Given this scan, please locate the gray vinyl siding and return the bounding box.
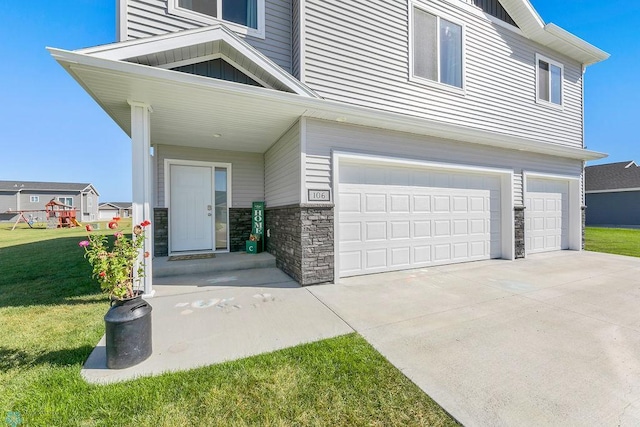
[302,0,584,148]
[0,192,18,213]
[156,145,264,208]
[585,192,640,226]
[124,0,293,72]
[303,118,582,206]
[265,122,301,206]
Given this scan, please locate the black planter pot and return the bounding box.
[104,293,152,369]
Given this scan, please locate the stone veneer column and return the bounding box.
[265,204,334,286]
[153,208,168,257]
[514,206,526,259]
[300,205,334,285]
[229,208,252,252]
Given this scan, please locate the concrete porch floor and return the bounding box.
[81,267,353,384]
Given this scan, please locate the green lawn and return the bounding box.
[585,227,640,258]
[0,222,457,426]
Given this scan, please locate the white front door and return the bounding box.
[525,178,569,254]
[170,165,214,252]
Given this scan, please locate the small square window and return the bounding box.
[30,196,39,203]
[536,54,563,106]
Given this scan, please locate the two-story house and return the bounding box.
[49,0,608,295]
[0,180,100,222]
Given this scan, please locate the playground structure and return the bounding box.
[45,199,80,229]
[5,200,82,230]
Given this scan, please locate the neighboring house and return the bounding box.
[585,161,640,227]
[0,181,100,222]
[49,0,608,294]
[99,202,133,220]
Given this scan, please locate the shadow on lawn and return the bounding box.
[0,345,96,371]
[0,236,106,308]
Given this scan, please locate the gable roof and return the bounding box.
[99,202,132,210]
[585,162,640,192]
[499,0,609,65]
[0,180,99,195]
[76,25,319,97]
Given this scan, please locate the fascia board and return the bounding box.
[543,23,610,65]
[49,47,607,162]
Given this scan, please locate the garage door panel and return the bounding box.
[414,221,432,238]
[390,194,410,212]
[339,222,362,242]
[390,221,410,239]
[391,247,411,267]
[433,196,451,212]
[366,194,386,212]
[365,222,387,241]
[338,165,503,277]
[340,193,361,212]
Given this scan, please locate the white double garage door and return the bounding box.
[337,160,573,278]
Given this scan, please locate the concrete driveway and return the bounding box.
[309,251,640,426]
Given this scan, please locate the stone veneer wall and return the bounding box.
[229,208,252,252]
[153,208,168,257]
[265,204,334,286]
[514,206,525,259]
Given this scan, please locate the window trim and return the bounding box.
[168,0,266,39]
[535,53,564,109]
[409,1,466,94]
[30,196,39,203]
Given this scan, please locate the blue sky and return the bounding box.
[0,1,638,201]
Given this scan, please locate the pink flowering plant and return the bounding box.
[79,218,151,299]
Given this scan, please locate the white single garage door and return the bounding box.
[525,178,569,254]
[338,162,502,277]
[99,209,118,220]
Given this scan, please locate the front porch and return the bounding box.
[81,266,352,384]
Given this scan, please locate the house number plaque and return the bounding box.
[308,189,331,202]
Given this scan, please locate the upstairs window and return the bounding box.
[58,197,73,207]
[536,54,563,106]
[412,6,464,89]
[30,196,39,203]
[171,0,264,37]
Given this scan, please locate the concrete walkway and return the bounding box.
[82,268,352,384]
[309,251,640,426]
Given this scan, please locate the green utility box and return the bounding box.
[245,201,265,254]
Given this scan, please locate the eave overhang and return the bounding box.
[48,47,607,161]
[499,0,609,65]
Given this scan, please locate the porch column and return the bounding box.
[129,100,154,297]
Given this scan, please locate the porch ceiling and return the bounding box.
[56,56,309,153]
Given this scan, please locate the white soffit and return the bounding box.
[77,25,319,98]
[499,0,609,65]
[48,48,607,161]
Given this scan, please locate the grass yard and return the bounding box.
[584,227,640,258]
[0,222,457,426]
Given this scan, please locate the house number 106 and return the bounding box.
[308,190,331,202]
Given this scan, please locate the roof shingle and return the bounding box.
[585,161,640,192]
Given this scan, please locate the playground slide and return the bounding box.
[71,218,81,227]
